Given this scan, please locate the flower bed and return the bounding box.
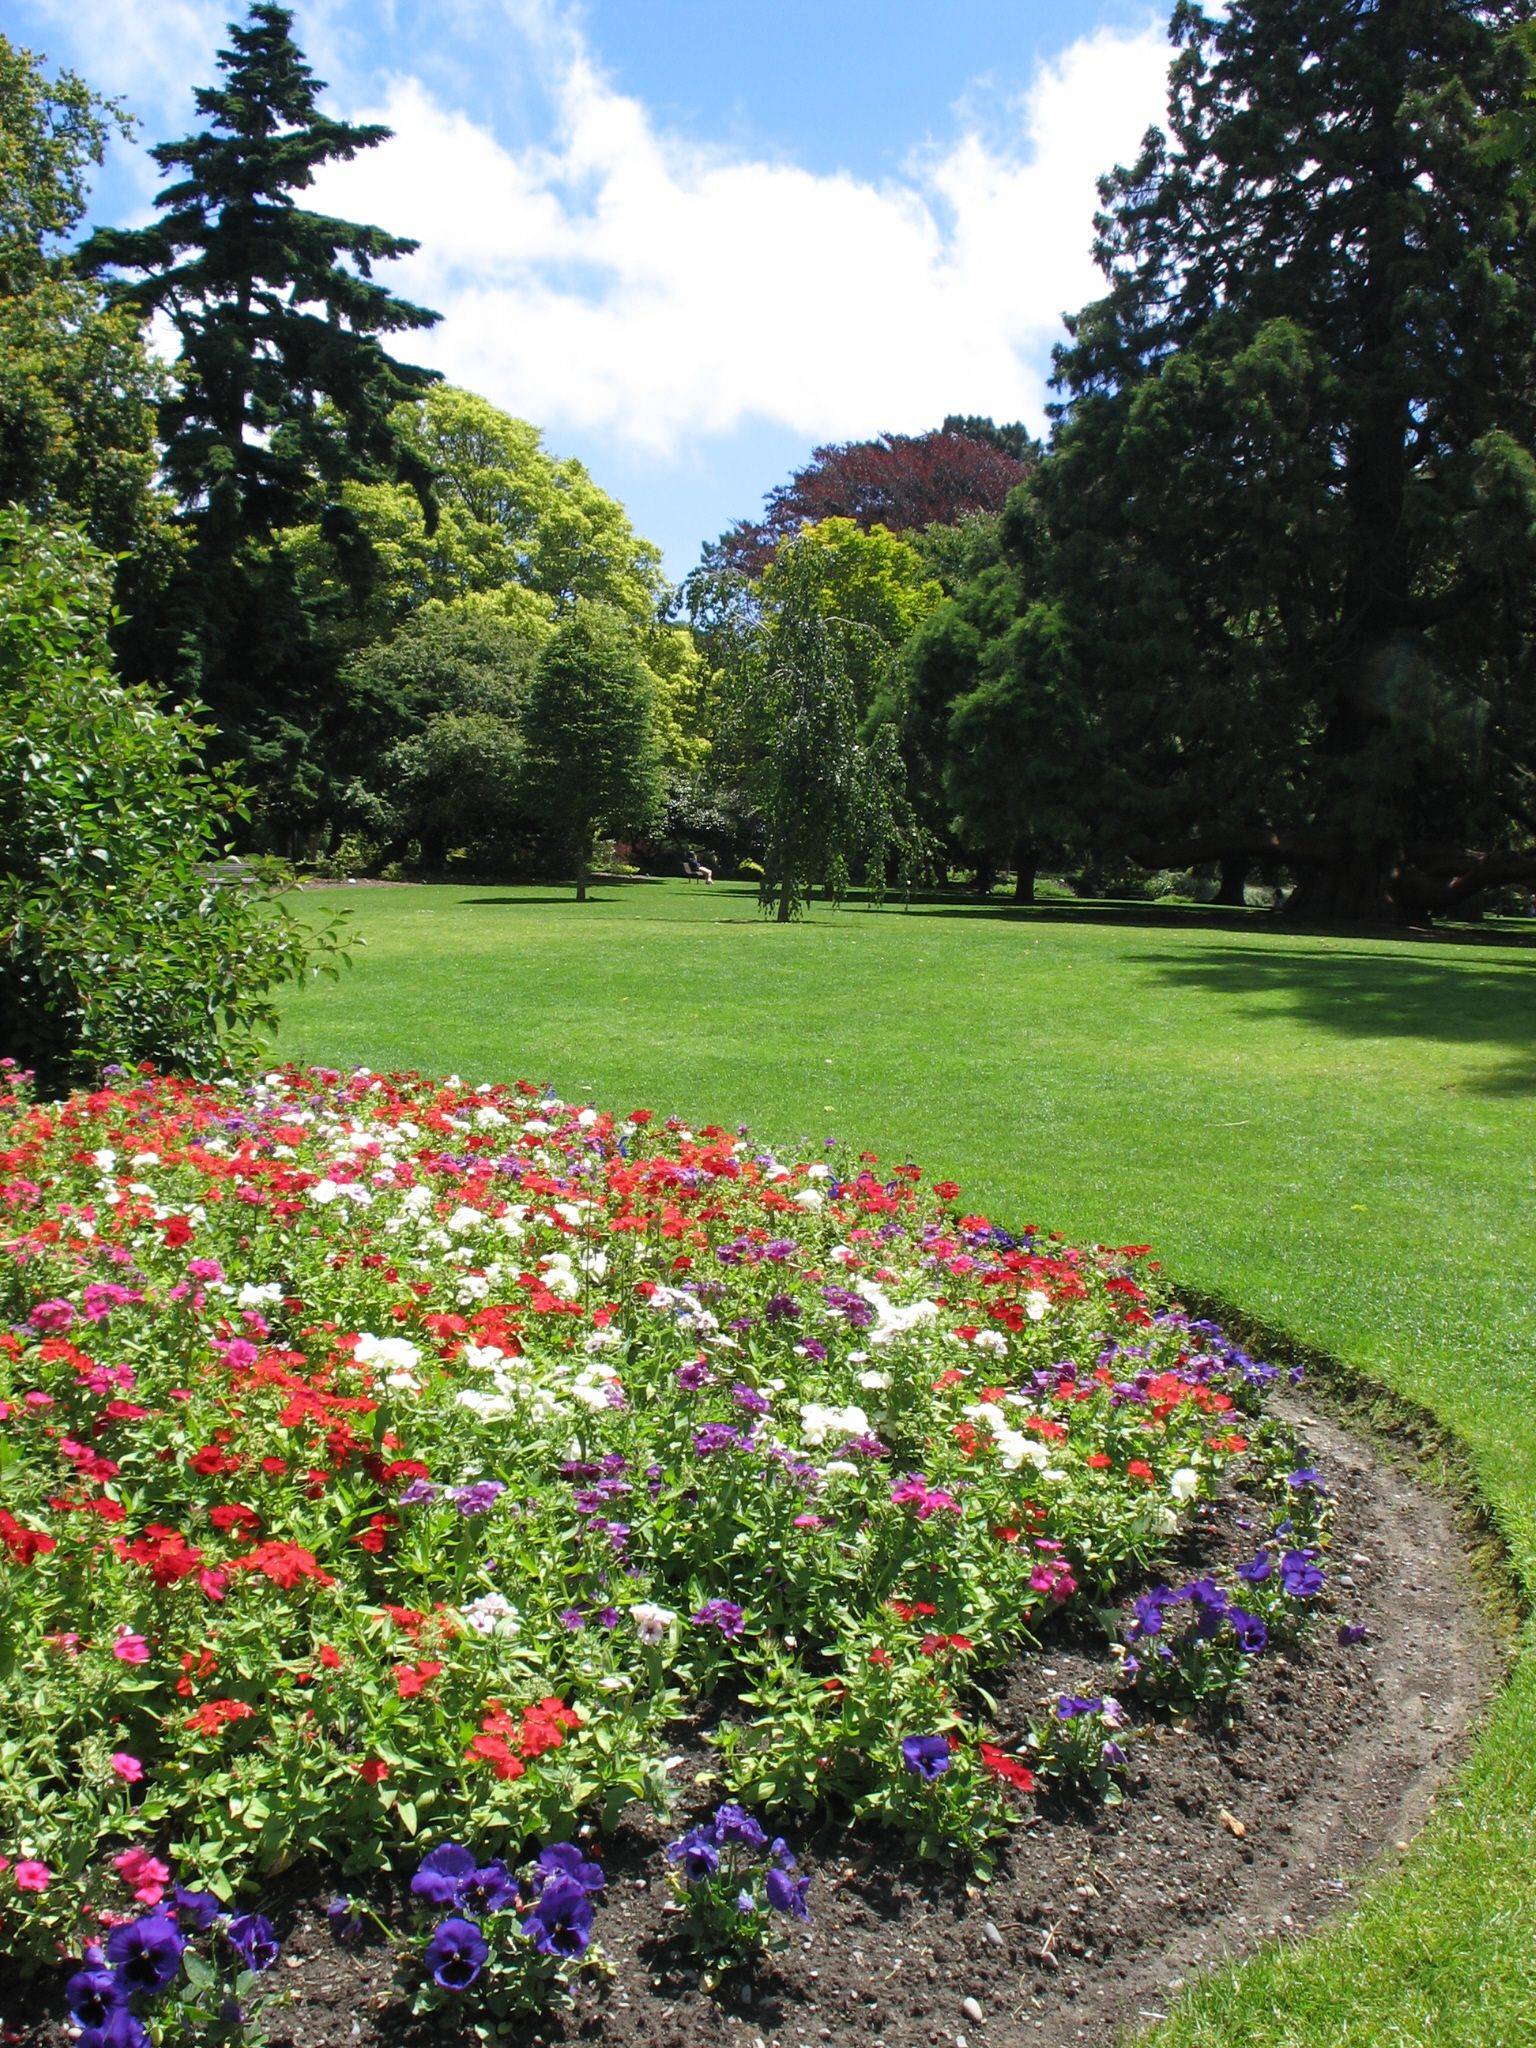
[0,1065,1334,2038]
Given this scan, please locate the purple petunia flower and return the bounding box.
[675,1361,713,1391]
[1236,1551,1272,1584]
[1130,1586,1176,1636]
[1056,1694,1105,1720]
[521,1876,594,1957]
[1287,1467,1328,1492]
[452,1480,506,1517]
[171,1885,222,1930]
[823,1285,876,1328]
[77,2013,148,2048]
[422,1915,488,1990]
[666,1827,721,1882]
[692,1598,746,1638]
[327,1896,365,1942]
[901,1734,952,1781]
[693,1423,746,1456]
[1280,1549,1326,1599]
[226,1912,280,1972]
[1228,1607,1269,1654]
[411,1843,476,1907]
[459,1862,519,1915]
[1337,1621,1367,1645]
[764,1292,801,1322]
[732,1383,771,1415]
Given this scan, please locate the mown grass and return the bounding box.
[277,878,1536,2046]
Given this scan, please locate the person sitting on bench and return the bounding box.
[682,850,713,884]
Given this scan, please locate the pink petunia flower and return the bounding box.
[113,1847,170,1904]
[14,1861,52,1892]
[112,1630,150,1664]
[111,1753,145,1782]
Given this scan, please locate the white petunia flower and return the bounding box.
[460,1590,520,1636]
[799,1401,870,1447]
[630,1602,677,1645]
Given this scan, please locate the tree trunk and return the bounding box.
[972,853,997,896]
[1215,858,1248,908]
[1012,840,1037,905]
[777,872,794,923]
[576,867,587,903]
[1282,848,1401,925]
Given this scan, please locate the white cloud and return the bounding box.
[308,11,1171,453]
[33,0,1171,457]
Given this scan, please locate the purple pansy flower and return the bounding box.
[423,1915,488,1990]
[901,1734,952,1781]
[521,1876,595,1957]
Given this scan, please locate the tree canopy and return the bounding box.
[706,425,1035,578]
[519,608,667,900]
[78,1,441,823]
[1038,0,1536,919]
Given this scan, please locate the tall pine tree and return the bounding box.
[82,2,440,841]
[1047,0,1536,921]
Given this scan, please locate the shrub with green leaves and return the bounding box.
[0,507,348,1091]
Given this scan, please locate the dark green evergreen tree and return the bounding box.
[81,2,440,842]
[1046,0,1536,921]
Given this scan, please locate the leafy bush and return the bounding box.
[0,508,349,1091]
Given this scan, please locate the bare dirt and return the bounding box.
[2,1402,1502,2048]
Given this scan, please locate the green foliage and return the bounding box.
[0,507,348,1091]
[77,2,441,819]
[732,535,928,921]
[1039,0,1536,918]
[0,33,169,610]
[758,516,943,714]
[290,385,708,777]
[0,31,129,294]
[519,607,666,897]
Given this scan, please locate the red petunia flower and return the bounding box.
[980,1742,1037,1793]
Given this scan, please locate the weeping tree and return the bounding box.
[740,540,923,922]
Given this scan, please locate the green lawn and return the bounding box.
[277,879,1536,2047]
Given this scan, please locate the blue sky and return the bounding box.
[10,0,1176,577]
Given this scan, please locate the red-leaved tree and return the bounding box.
[715,426,1034,576]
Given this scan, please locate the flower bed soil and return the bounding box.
[2,1400,1495,2048]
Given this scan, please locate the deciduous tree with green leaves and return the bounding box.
[519,608,666,901]
[738,539,922,922]
[0,35,168,583]
[286,385,709,776]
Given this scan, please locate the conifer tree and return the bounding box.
[82,2,440,832]
[1046,0,1536,920]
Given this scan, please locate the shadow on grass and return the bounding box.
[1143,942,1536,1095]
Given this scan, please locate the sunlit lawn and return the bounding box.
[278,878,1536,2047]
